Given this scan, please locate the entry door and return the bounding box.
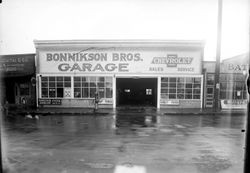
[205,87,214,108]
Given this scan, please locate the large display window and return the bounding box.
[220,74,247,100]
[73,76,112,99]
[41,76,71,98]
[161,77,201,100]
[41,76,113,99]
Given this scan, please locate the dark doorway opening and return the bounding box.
[116,78,157,107]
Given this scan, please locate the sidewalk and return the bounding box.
[6,106,247,116]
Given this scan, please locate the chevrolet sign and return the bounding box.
[152,54,193,67]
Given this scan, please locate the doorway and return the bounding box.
[116,78,157,107]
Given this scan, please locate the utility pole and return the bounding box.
[214,0,223,112]
[243,4,250,172]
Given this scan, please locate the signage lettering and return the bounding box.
[152,54,193,67]
[228,64,248,71]
[58,63,129,72]
[38,99,62,105]
[46,53,108,62]
[112,53,141,61]
[41,51,200,74]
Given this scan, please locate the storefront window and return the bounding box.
[20,83,30,96]
[220,73,247,100]
[74,76,113,99]
[207,74,215,85]
[161,77,201,100]
[41,76,71,98]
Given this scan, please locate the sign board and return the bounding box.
[38,50,202,75]
[0,54,35,77]
[221,99,247,109]
[38,99,62,105]
[98,98,113,105]
[160,99,180,105]
[64,88,71,98]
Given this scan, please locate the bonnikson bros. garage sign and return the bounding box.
[38,49,202,74]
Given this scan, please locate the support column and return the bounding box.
[157,76,161,109]
[113,75,116,108]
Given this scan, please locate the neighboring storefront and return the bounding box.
[220,53,248,109]
[203,61,216,108]
[203,53,249,109]
[0,54,36,107]
[34,40,205,109]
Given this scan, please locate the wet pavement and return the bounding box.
[1,109,247,173]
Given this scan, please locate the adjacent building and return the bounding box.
[0,54,36,108]
[203,53,249,109]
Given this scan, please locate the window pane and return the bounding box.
[106,77,112,82]
[169,88,176,93]
[57,77,63,81]
[74,82,81,87]
[161,83,168,87]
[98,82,104,87]
[186,83,192,88]
[82,88,89,98]
[89,77,96,82]
[98,88,105,98]
[57,88,63,98]
[193,89,201,94]
[161,93,169,99]
[186,78,192,83]
[90,88,96,98]
[161,89,168,93]
[49,88,56,97]
[98,77,105,82]
[177,93,184,99]
[193,95,200,99]
[74,77,81,81]
[90,82,96,87]
[41,82,48,87]
[49,82,55,87]
[177,83,185,89]
[169,94,176,99]
[161,78,168,82]
[82,77,88,82]
[194,78,201,83]
[169,83,176,88]
[169,78,176,82]
[57,82,63,87]
[106,88,112,98]
[41,77,48,82]
[193,84,201,89]
[177,78,185,83]
[49,77,55,81]
[106,82,112,88]
[65,82,71,87]
[74,88,81,98]
[185,94,192,99]
[186,89,192,94]
[64,77,71,81]
[42,88,48,98]
[82,83,89,87]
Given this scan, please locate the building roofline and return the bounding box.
[0,53,35,56]
[33,39,205,48]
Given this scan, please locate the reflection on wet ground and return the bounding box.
[2,110,246,173]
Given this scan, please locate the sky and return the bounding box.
[0,0,249,61]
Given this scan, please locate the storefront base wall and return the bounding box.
[160,100,201,108]
[38,99,113,108]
